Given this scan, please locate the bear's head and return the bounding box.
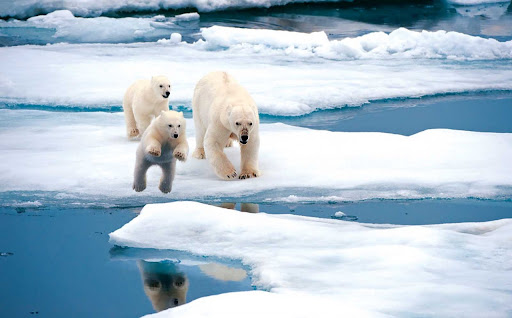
[228,105,258,145]
[156,110,186,139]
[151,75,172,100]
[138,260,189,312]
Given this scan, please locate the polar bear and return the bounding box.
[192,71,260,180]
[123,75,172,138]
[133,110,188,193]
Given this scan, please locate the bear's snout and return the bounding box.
[173,133,179,138]
[163,91,170,98]
[240,135,249,144]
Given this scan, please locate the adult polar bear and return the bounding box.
[123,75,171,138]
[192,71,260,180]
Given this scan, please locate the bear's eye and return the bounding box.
[249,122,253,126]
[159,85,163,88]
[168,124,173,127]
[168,85,171,87]
[236,122,240,126]
[178,124,181,127]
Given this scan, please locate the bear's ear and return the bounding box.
[160,110,166,116]
[178,111,183,117]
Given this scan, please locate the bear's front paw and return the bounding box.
[192,148,205,159]
[239,169,260,180]
[128,128,140,138]
[133,182,146,192]
[218,167,238,180]
[173,150,187,162]
[146,146,161,157]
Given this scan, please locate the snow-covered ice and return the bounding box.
[1,110,511,205]
[0,10,199,44]
[109,201,512,317]
[1,27,511,116]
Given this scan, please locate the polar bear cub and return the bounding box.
[192,71,260,180]
[123,75,172,138]
[133,110,188,193]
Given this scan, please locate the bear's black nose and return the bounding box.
[164,91,170,97]
[173,134,179,138]
[240,135,248,144]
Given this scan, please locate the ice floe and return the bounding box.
[109,201,512,317]
[0,10,200,44]
[1,110,511,205]
[1,26,511,116]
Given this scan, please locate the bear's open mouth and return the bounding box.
[162,95,169,98]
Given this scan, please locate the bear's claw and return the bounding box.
[128,128,140,137]
[227,171,238,179]
[147,147,161,157]
[239,170,260,179]
[174,151,187,161]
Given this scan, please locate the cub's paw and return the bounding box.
[225,139,233,148]
[128,128,140,138]
[173,150,187,162]
[133,182,146,192]
[159,183,172,194]
[192,148,205,159]
[146,146,161,157]
[239,169,260,180]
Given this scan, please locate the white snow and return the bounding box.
[0,26,511,116]
[174,12,200,22]
[334,211,346,217]
[1,109,511,204]
[200,26,512,60]
[109,201,512,317]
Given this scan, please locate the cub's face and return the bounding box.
[159,110,186,139]
[138,260,189,312]
[151,76,172,99]
[229,106,258,145]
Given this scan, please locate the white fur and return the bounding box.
[192,71,260,180]
[122,75,172,138]
[133,110,188,193]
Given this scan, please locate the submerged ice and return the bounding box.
[109,201,512,317]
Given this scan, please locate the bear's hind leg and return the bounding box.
[133,159,151,192]
[192,114,206,159]
[123,102,139,138]
[158,160,176,193]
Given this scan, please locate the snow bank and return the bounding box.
[201,26,512,60]
[1,110,511,205]
[109,201,512,317]
[1,27,512,116]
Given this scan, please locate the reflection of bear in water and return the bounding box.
[137,260,189,312]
